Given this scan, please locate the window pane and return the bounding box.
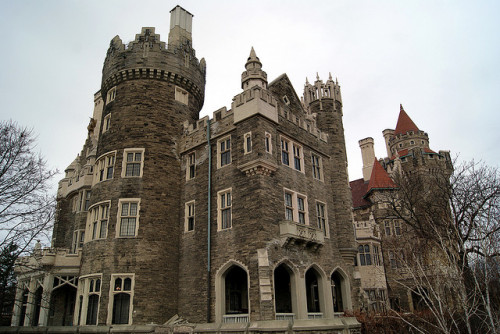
[285,193,292,207]
[114,278,122,291]
[100,220,107,238]
[129,203,137,216]
[123,278,132,291]
[298,198,304,211]
[112,293,130,324]
[134,153,141,161]
[121,203,129,216]
[95,279,101,292]
[127,153,134,162]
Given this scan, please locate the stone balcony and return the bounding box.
[279,220,324,248]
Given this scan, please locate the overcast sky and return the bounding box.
[1,0,499,192]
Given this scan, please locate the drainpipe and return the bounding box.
[206,118,212,323]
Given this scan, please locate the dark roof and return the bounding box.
[350,178,370,208]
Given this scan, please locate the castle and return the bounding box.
[350,106,452,312]
[11,6,361,333]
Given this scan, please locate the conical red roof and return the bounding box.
[394,104,419,135]
[367,158,397,192]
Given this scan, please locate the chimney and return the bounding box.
[168,5,193,47]
[359,137,375,182]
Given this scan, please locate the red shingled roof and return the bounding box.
[424,148,436,154]
[394,104,419,136]
[350,178,370,208]
[367,159,397,192]
[390,149,409,160]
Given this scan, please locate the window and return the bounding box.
[384,221,392,236]
[283,189,309,225]
[94,152,116,183]
[217,189,232,230]
[103,114,111,133]
[71,230,85,253]
[109,275,134,325]
[175,86,189,105]
[185,201,195,232]
[186,152,195,180]
[389,251,397,269]
[281,137,303,172]
[88,202,110,241]
[373,245,381,266]
[265,132,272,154]
[394,221,401,235]
[122,149,145,177]
[84,190,91,211]
[358,244,372,266]
[283,95,290,105]
[106,87,116,104]
[311,154,322,180]
[84,276,101,325]
[281,139,289,166]
[293,145,302,171]
[218,136,231,168]
[244,132,252,154]
[117,199,140,237]
[316,202,327,235]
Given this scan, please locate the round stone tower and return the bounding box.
[78,6,206,325]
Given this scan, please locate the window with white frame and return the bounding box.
[84,190,91,211]
[94,152,116,183]
[186,152,195,180]
[265,132,272,154]
[71,230,85,253]
[175,86,189,105]
[244,132,252,154]
[283,189,309,225]
[106,87,116,104]
[109,275,134,325]
[103,114,111,133]
[394,221,402,235]
[185,201,195,232]
[311,153,322,180]
[84,276,101,325]
[88,202,110,241]
[122,149,145,177]
[384,221,392,236]
[316,202,328,235]
[117,199,140,237]
[281,137,303,172]
[358,244,372,266]
[218,136,231,168]
[217,189,232,230]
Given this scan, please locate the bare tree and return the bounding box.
[0,120,56,255]
[382,160,500,334]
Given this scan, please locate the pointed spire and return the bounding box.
[336,77,338,85]
[394,105,420,135]
[329,72,333,80]
[305,77,310,85]
[241,46,267,90]
[248,46,258,61]
[367,158,397,193]
[316,72,320,81]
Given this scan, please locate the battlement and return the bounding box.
[303,73,342,109]
[101,9,206,108]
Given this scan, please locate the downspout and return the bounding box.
[206,118,212,323]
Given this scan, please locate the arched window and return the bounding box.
[18,288,29,326]
[331,272,344,312]
[225,266,248,315]
[305,268,321,314]
[274,264,293,315]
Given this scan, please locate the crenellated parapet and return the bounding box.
[303,73,342,113]
[102,22,206,108]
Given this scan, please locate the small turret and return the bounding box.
[359,137,375,181]
[241,47,268,90]
[303,73,342,113]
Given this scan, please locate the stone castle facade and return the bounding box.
[350,106,453,312]
[11,6,361,333]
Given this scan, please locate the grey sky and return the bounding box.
[0,0,499,191]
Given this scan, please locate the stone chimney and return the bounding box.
[359,137,375,181]
[168,5,193,47]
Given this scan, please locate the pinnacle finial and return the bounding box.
[336,77,338,84]
[329,72,333,80]
[316,72,320,81]
[249,47,258,60]
[306,77,309,85]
